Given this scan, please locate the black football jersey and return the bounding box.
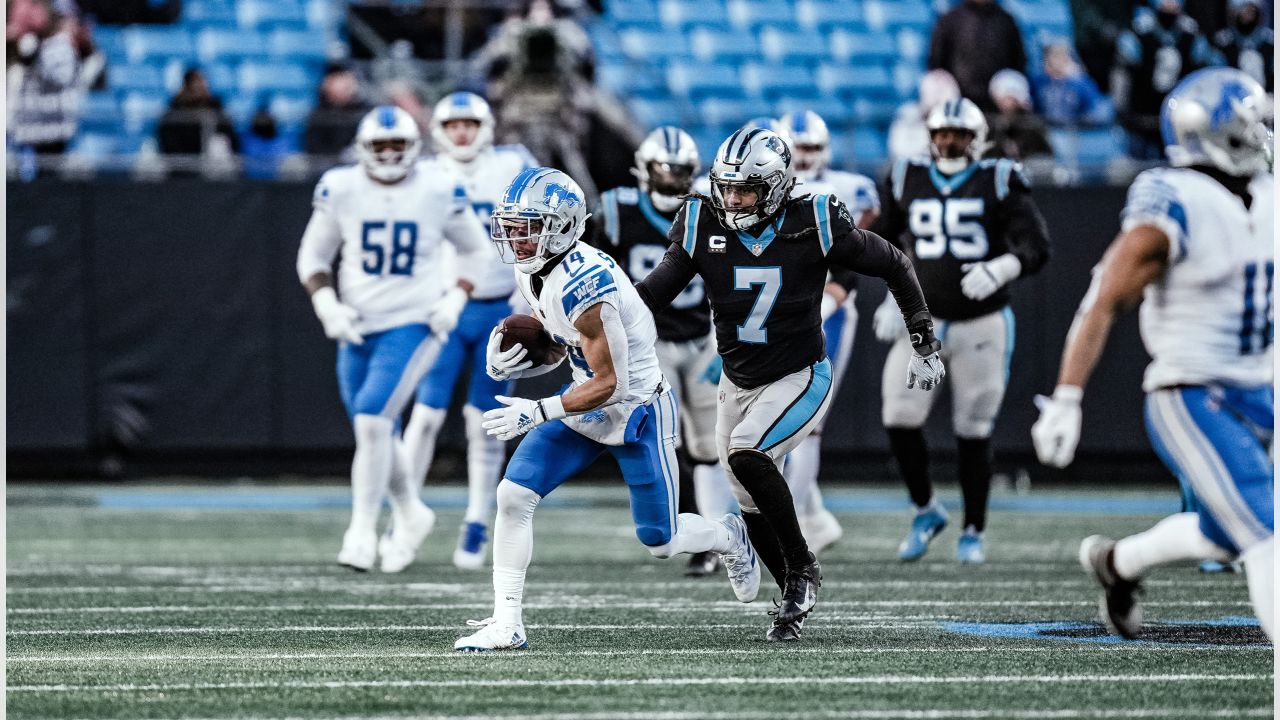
[637,193,932,389]
[590,186,711,342]
[871,158,1050,321]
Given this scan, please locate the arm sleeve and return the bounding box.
[634,202,700,312]
[867,173,907,251]
[296,176,344,283]
[596,302,632,407]
[998,162,1051,276]
[443,200,490,287]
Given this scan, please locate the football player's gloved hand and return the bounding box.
[820,292,839,321]
[906,351,946,390]
[698,353,723,384]
[310,286,364,345]
[873,295,906,343]
[428,287,469,338]
[485,329,533,381]
[960,253,1021,302]
[1031,385,1083,468]
[482,395,567,441]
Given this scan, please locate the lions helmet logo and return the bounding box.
[542,183,582,211]
[764,135,792,166]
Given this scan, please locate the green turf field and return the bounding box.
[6,482,1273,719]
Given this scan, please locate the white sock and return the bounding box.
[350,414,394,535]
[646,512,734,558]
[464,404,504,525]
[783,434,822,518]
[492,480,540,627]
[1112,512,1233,580]
[693,463,736,517]
[385,439,429,530]
[403,403,446,498]
[1241,537,1274,641]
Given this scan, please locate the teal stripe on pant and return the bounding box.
[759,359,833,452]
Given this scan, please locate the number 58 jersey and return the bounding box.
[872,157,1051,320]
[300,162,487,335]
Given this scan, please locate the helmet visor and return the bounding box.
[491,214,553,265]
[645,160,695,197]
[366,138,410,166]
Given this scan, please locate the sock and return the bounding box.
[463,405,504,525]
[783,434,821,518]
[956,436,992,532]
[403,403,446,498]
[350,414,395,535]
[1112,512,1234,580]
[742,510,787,590]
[1241,538,1274,641]
[676,448,698,515]
[694,463,735,517]
[646,513,734,558]
[385,438,424,529]
[728,450,812,571]
[492,480,540,627]
[887,426,932,508]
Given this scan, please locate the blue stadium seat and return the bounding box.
[852,97,899,124]
[746,64,818,99]
[1050,127,1120,165]
[691,28,761,62]
[239,62,314,95]
[699,97,756,129]
[773,96,852,127]
[728,0,796,31]
[605,0,660,26]
[597,64,668,99]
[759,28,827,64]
[269,93,315,132]
[68,132,121,160]
[893,62,924,98]
[122,92,168,135]
[123,27,195,64]
[109,64,166,94]
[619,28,691,64]
[895,27,928,62]
[203,63,238,97]
[829,30,896,64]
[225,95,259,129]
[80,92,123,134]
[867,0,933,31]
[691,126,727,159]
[851,127,888,163]
[93,25,127,61]
[796,0,865,32]
[196,28,269,64]
[184,0,237,27]
[660,0,730,29]
[817,63,893,99]
[668,62,742,100]
[238,0,308,29]
[305,0,344,31]
[267,29,329,62]
[628,98,682,129]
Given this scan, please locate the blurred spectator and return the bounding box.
[241,107,289,180]
[888,69,961,161]
[1211,0,1273,90]
[927,0,1027,112]
[1112,0,1219,159]
[1032,39,1111,126]
[156,68,240,160]
[303,63,369,161]
[7,0,101,155]
[384,79,429,134]
[986,69,1054,162]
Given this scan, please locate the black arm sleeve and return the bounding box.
[868,175,908,252]
[829,268,859,293]
[635,202,699,313]
[1002,171,1051,276]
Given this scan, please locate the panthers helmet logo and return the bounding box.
[764,135,792,166]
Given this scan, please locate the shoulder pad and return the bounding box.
[313,166,352,209]
[560,262,619,318]
[615,187,639,205]
[890,158,915,202]
[993,158,1028,200]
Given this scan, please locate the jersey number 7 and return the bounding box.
[734,266,781,344]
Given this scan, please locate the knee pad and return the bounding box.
[495,480,540,522]
[727,449,776,494]
[636,524,673,550]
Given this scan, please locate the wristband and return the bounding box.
[537,395,568,422]
[1052,385,1083,403]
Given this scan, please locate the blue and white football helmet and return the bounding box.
[492,167,590,274]
[1161,67,1272,177]
[355,105,422,183]
[431,91,495,163]
[778,110,831,181]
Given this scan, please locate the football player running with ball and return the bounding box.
[636,128,944,641]
[295,106,489,572]
[1033,68,1274,641]
[454,168,760,652]
[869,97,1050,565]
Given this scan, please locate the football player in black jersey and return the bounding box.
[592,126,735,578]
[869,97,1051,565]
[636,127,945,641]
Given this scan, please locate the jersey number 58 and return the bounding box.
[361,221,418,276]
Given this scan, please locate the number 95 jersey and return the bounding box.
[873,157,1050,321]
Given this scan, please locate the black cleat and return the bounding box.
[685,550,723,577]
[766,615,805,642]
[774,557,821,625]
[1079,535,1143,639]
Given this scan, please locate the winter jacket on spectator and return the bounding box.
[1211,0,1273,90]
[8,28,84,150]
[1032,41,1110,126]
[156,68,240,156]
[927,0,1027,112]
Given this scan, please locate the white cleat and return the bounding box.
[337,527,377,572]
[454,617,529,652]
[377,503,436,574]
[720,513,761,603]
[801,509,843,555]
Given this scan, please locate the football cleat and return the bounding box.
[897,503,949,562]
[1079,535,1144,639]
[766,614,806,642]
[685,550,723,577]
[774,557,821,625]
[956,527,986,564]
[454,617,529,652]
[452,521,489,570]
[800,509,843,555]
[378,503,436,574]
[720,514,761,603]
[337,527,377,572]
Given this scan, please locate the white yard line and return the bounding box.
[8,674,1270,693]
[8,622,964,636]
[74,711,1267,720]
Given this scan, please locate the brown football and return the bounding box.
[498,314,565,366]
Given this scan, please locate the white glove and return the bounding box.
[427,287,468,337]
[873,295,905,343]
[482,394,567,441]
[310,287,363,345]
[820,292,839,321]
[485,328,534,381]
[1032,385,1084,468]
[906,351,946,390]
[960,253,1022,302]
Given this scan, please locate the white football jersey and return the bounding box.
[1121,167,1274,391]
[431,144,536,300]
[300,161,487,335]
[515,242,665,445]
[795,169,880,223]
